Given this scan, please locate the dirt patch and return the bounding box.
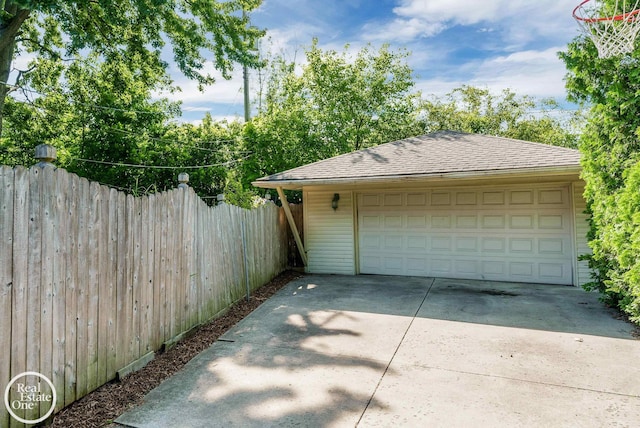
[477,289,520,297]
[49,270,303,428]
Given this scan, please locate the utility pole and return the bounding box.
[243,10,250,122]
[243,62,250,122]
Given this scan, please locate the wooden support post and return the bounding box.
[276,187,307,266]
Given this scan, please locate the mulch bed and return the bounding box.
[49,270,303,428]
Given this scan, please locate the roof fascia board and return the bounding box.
[252,166,582,190]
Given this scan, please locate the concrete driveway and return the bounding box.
[116,275,640,428]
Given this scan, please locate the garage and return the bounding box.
[357,186,574,284]
[252,131,592,287]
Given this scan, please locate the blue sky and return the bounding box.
[165,0,584,123]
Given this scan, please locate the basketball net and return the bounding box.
[573,0,640,58]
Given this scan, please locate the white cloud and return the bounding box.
[182,106,212,112]
[394,0,511,25]
[470,47,568,98]
[416,47,568,100]
[364,0,577,47]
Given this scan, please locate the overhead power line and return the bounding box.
[71,154,250,170]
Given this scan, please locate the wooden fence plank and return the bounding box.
[175,190,185,336]
[196,198,207,323]
[131,196,142,360]
[51,168,67,412]
[9,167,28,427]
[24,166,43,422]
[106,188,118,380]
[96,184,111,387]
[0,167,14,427]
[125,194,135,365]
[86,181,101,393]
[152,192,165,349]
[183,190,196,329]
[165,192,175,342]
[75,177,91,400]
[140,194,153,356]
[38,166,55,420]
[203,205,215,320]
[63,172,79,407]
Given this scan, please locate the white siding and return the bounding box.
[303,190,355,274]
[572,182,592,287]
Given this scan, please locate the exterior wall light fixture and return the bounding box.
[332,193,340,210]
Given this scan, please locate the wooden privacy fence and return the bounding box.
[0,161,288,426]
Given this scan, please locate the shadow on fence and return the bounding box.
[0,148,291,426]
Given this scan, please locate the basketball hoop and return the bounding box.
[573,0,640,58]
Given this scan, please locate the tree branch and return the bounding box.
[0,8,30,52]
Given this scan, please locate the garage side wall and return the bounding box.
[572,182,592,287]
[303,190,356,274]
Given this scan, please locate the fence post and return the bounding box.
[241,214,250,302]
[34,144,57,167]
[216,194,225,205]
[177,172,189,189]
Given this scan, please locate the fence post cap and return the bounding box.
[178,172,189,189]
[34,144,57,167]
[216,194,225,204]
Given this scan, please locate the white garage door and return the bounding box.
[358,186,574,285]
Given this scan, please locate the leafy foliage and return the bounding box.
[421,85,580,148]
[0,52,241,201]
[559,32,640,322]
[0,0,265,133]
[240,40,423,188]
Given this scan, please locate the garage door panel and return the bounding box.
[510,215,534,229]
[407,215,427,228]
[431,258,452,275]
[456,215,477,228]
[431,192,451,206]
[455,237,478,252]
[539,189,565,204]
[384,193,403,206]
[456,192,477,205]
[430,236,452,251]
[482,215,506,228]
[431,216,451,228]
[539,263,566,280]
[362,215,380,228]
[509,238,534,254]
[361,235,380,250]
[407,193,427,206]
[539,238,564,255]
[481,261,506,276]
[510,190,534,205]
[539,214,564,229]
[407,236,427,250]
[482,238,506,253]
[384,235,403,250]
[509,262,535,278]
[455,260,479,275]
[482,191,505,205]
[358,187,574,285]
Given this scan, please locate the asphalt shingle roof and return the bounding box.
[254,131,581,185]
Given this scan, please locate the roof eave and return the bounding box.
[252,165,583,190]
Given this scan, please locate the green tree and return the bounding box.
[241,39,423,187]
[0,52,240,200]
[0,0,264,134]
[559,14,640,321]
[421,85,580,148]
